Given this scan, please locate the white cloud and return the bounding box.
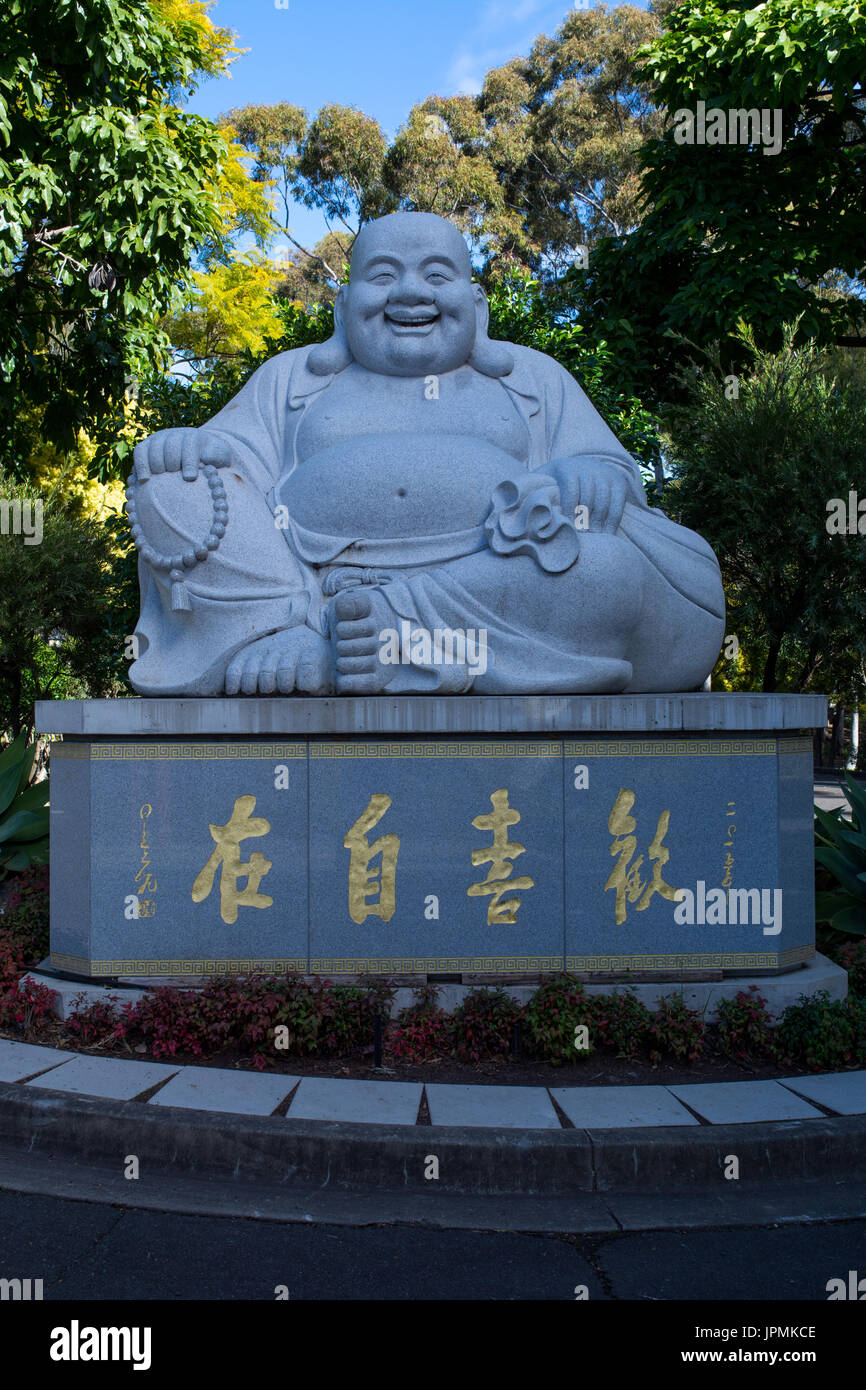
[443,0,574,97]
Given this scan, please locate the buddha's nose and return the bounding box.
[391,275,433,304]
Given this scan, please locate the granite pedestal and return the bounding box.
[36,694,826,981]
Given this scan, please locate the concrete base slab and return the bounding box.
[148,1066,299,1116]
[551,1084,699,1129]
[24,1054,177,1101]
[668,1079,824,1124]
[286,1077,423,1125]
[778,1071,866,1116]
[20,974,144,1021]
[24,952,848,1023]
[0,1039,74,1082]
[426,1083,561,1129]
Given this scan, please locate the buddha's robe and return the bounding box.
[130,341,724,695]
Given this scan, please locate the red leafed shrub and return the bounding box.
[523,974,595,1064]
[448,986,522,1063]
[714,986,774,1061]
[389,985,450,1064]
[0,976,58,1031]
[66,993,129,1049]
[0,939,24,986]
[125,986,209,1059]
[0,866,50,966]
[593,989,653,1059]
[647,992,705,1064]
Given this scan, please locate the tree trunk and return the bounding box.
[762,636,783,692]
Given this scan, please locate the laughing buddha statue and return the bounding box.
[125,211,724,697]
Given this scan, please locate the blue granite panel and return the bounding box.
[87,744,308,972]
[48,750,92,969]
[777,740,817,953]
[562,738,796,970]
[308,741,564,972]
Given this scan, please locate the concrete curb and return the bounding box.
[2,1079,866,1197]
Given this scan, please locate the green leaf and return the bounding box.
[0,808,49,844]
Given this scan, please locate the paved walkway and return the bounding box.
[1,1038,863,1128]
[814,772,853,814]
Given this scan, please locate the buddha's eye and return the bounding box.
[370,271,395,283]
[427,272,449,283]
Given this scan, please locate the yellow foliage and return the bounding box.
[28,399,154,524]
[211,137,276,249]
[169,255,286,362]
[148,0,243,79]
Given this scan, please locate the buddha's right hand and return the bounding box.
[133,428,241,482]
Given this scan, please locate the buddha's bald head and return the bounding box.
[351,212,473,282]
[307,211,513,379]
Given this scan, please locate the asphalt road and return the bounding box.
[1,1188,863,1301]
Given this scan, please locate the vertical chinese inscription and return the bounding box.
[134,803,157,917]
[605,788,678,925]
[722,800,736,887]
[344,793,400,923]
[191,794,273,925]
[467,788,535,925]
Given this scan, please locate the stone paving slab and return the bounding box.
[778,1071,866,1116]
[426,1084,561,1129]
[147,1066,298,1116]
[668,1080,824,1124]
[0,1039,75,1083]
[24,1055,177,1101]
[286,1077,423,1125]
[551,1084,699,1129]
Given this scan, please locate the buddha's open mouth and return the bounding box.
[384,309,439,331]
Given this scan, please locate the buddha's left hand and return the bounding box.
[549,457,629,534]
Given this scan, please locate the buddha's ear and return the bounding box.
[307,286,354,376]
[469,282,514,379]
[473,282,489,335]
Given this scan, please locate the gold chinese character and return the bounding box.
[191,794,273,925]
[605,788,678,925]
[467,788,534,925]
[344,793,400,924]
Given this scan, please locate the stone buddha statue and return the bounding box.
[126,211,724,696]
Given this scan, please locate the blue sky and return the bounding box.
[189,0,643,251]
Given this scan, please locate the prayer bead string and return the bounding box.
[125,465,228,612]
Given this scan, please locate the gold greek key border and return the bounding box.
[565,739,777,757]
[565,946,814,970]
[311,741,561,759]
[50,745,90,760]
[309,956,564,973]
[89,744,305,761]
[778,738,814,754]
[51,954,306,976]
[52,947,814,976]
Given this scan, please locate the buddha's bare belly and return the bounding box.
[281,433,527,538]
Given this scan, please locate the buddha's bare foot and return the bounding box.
[331,588,399,695]
[225,625,333,695]
[331,588,473,694]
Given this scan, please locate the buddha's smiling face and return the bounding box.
[340,213,482,377]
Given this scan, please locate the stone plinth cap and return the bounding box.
[35,693,828,737]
